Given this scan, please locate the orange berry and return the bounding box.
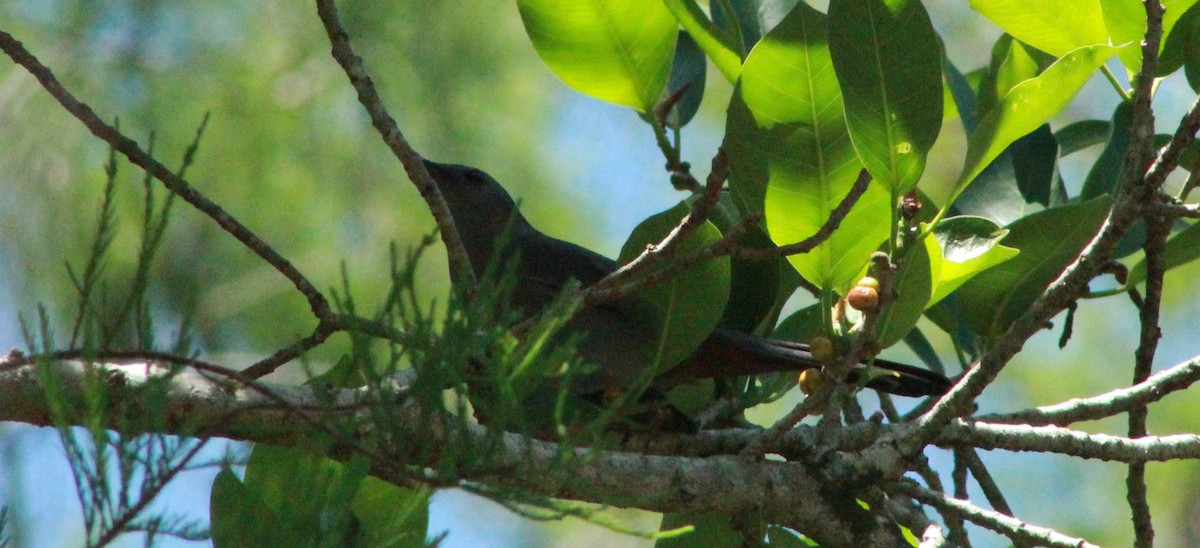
[847,285,879,311]
[798,369,824,395]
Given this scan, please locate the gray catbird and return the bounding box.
[421,160,950,398]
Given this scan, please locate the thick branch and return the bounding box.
[0,356,896,545]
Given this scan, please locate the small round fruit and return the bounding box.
[798,369,824,395]
[809,336,835,363]
[847,285,879,311]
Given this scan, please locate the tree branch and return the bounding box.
[312,0,476,295]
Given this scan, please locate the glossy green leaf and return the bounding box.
[727,3,890,292]
[518,0,678,111]
[618,202,731,373]
[1125,220,1200,289]
[949,44,1118,210]
[1100,0,1146,72]
[877,237,932,348]
[952,196,1112,339]
[968,0,1109,56]
[924,216,1019,306]
[977,35,1043,117]
[664,0,744,82]
[829,0,943,193]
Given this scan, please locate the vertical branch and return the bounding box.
[1125,4,1167,545]
[313,0,477,294]
[1128,213,1169,547]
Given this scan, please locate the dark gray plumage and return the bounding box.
[422,159,950,397]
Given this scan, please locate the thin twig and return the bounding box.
[584,150,728,299]
[978,355,1200,426]
[312,0,476,294]
[896,481,1098,548]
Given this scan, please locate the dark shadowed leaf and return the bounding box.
[1011,124,1058,206]
[1158,0,1200,77]
[1055,120,1112,156]
[658,513,746,547]
[1081,101,1133,200]
[210,469,290,548]
[641,32,707,129]
[1125,220,1200,289]
[618,202,731,372]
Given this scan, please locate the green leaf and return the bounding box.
[925,216,1019,306]
[1100,0,1147,72]
[1010,124,1059,207]
[711,0,800,55]
[1055,119,1112,156]
[727,3,890,291]
[709,198,783,333]
[773,303,824,344]
[829,0,943,193]
[948,44,1118,211]
[518,0,678,111]
[664,0,744,82]
[1125,220,1200,289]
[968,0,1110,56]
[1157,1,1200,76]
[352,478,432,548]
[951,196,1112,339]
[977,35,1045,118]
[618,202,731,373]
[210,469,290,548]
[1081,101,1133,200]
[662,32,707,128]
[877,237,932,348]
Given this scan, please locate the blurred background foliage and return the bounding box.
[2,1,1200,546]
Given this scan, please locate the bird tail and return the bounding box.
[667,329,952,398]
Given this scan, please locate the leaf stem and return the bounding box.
[1101,64,1133,101]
